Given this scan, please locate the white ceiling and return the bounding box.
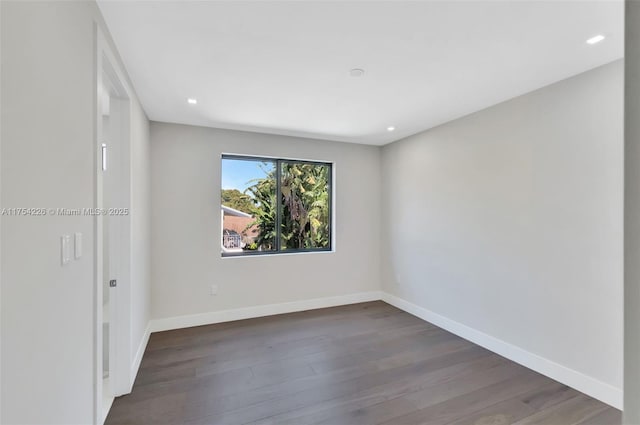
[97,0,623,146]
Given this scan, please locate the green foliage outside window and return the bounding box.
[220,189,254,214]
[279,162,330,250]
[221,157,331,254]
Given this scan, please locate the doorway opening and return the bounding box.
[95,28,133,425]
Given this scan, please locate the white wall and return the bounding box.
[130,96,151,380]
[625,0,640,422]
[150,122,381,321]
[0,1,151,423]
[381,61,623,405]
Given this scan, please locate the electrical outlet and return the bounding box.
[210,284,218,295]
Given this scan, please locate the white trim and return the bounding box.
[221,248,336,259]
[149,291,383,333]
[145,290,621,410]
[380,292,623,410]
[95,25,134,424]
[100,394,114,425]
[221,205,251,218]
[130,323,151,390]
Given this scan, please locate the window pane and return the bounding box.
[280,162,331,250]
[221,158,276,253]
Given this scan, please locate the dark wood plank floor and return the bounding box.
[105,301,620,425]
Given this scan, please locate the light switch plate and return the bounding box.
[74,232,82,259]
[61,235,71,266]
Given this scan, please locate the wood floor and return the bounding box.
[105,301,620,425]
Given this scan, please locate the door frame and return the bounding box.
[94,25,133,425]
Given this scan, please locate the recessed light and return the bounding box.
[349,68,365,78]
[586,34,605,45]
[387,126,395,132]
[187,98,198,104]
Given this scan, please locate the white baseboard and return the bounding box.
[149,291,384,333]
[100,394,114,425]
[130,322,151,390]
[144,290,621,410]
[380,292,623,410]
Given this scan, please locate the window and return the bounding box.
[221,155,332,256]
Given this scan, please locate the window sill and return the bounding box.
[221,249,335,259]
